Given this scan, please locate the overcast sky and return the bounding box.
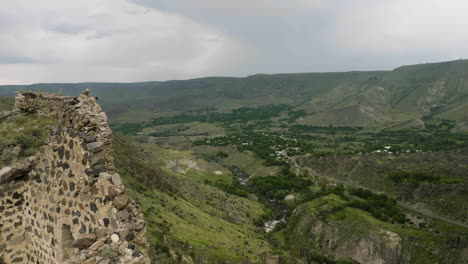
[0,0,467,84]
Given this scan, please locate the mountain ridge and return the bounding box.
[0,59,467,129]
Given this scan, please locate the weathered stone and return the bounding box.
[82,152,89,165]
[108,185,125,199]
[84,135,97,143]
[86,142,104,153]
[125,232,135,242]
[95,228,107,239]
[99,259,111,264]
[112,194,129,210]
[84,257,97,264]
[111,174,122,185]
[72,234,97,249]
[89,240,105,252]
[57,146,65,159]
[65,150,71,160]
[69,128,78,137]
[92,164,105,176]
[116,209,130,222]
[0,167,13,183]
[111,234,120,243]
[99,172,112,181]
[103,218,110,227]
[80,223,87,234]
[90,202,98,213]
[0,158,34,184]
[46,225,54,234]
[57,161,70,170]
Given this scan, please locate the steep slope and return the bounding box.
[276,194,468,264]
[112,134,278,263]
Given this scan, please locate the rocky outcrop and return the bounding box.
[0,156,35,184]
[284,195,409,264]
[0,92,150,264]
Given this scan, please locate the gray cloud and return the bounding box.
[0,56,39,64]
[0,0,467,84]
[131,0,468,73]
[47,24,89,35]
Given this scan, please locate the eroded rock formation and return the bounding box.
[0,92,150,264]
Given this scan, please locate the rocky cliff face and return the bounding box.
[283,195,410,264]
[0,92,150,264]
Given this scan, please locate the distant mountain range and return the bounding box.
[1,59,467,129]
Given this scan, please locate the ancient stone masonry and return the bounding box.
[0,92,150,264]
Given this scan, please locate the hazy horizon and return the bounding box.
[1,58,466,86]
[1,0,468,85]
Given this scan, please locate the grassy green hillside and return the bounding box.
[112,134,277,263]
[0,96,14,111]
[1,59,467,128]
[299,149,468,224]
[0,97,57,167]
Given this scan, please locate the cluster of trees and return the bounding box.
[348,188,408,224]
[215,151,229,158]
[290,125,363,134]
[209,179,249,198]
[147,104,291,126]
[251,168,312,199]
[285,109,307,123]
[300,185,347,204]
[388,171,462,187]
[287,184,408,224]
[194,131,310,166]
[287,120,467,155]
[113,104,291,135]
[367,130,468,152]
[423,116,456,131]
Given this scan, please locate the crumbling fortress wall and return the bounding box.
[0,92,150,264]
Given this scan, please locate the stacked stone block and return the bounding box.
[0,92,150,264]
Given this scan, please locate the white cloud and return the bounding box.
[134,0,330,17]
[0,0,249,84]
[328,0,468,60]
[1,0,468,84]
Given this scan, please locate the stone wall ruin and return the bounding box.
[0,92,150,264]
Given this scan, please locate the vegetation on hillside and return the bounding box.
[0,96,14,111]
[0,113,56,166]
[112,134,275,263]
[2,58,468,263]
[277,194,468,264]
[3,59,468,128]
[388,171,464,186]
